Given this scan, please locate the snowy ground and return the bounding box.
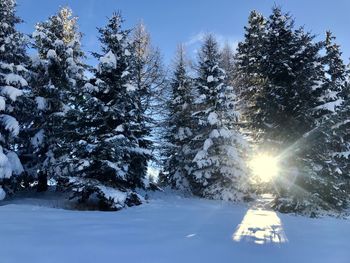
[0,192,349,263]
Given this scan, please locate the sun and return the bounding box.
[249,154,279,183]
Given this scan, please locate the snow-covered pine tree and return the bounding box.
[331,81,350,195]
[234,10,267,142]
[280,32,349,213]
[259,10,346,214]
[237,7,323,150]
[163,45,193,190]
[29,7,86,191]
[0,0,28,199]
[188,35,247,201]
[260,8,323,149]
[129,22,164,186]
[58,13,147,210]
[314,32,347,212]
[236,7,347,214]
[314,31,347,118]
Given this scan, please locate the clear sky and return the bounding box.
[16,0,350,67]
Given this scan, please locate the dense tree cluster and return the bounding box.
[235,7,350,215]
[0,0,349,215]
[0,2,159,210]
[163,38,248,200]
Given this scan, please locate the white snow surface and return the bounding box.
[315,99,343,112]
[0,192,349,263]
[16,65,27,72]
[125,49,131,56]
[31,129,45,148]
[35,96,47,110]
[0,114,19,136]
[97,185,127,206]
[115,124,124,132]
[5,73,28,87]
[83,83,98,93]
[207,75,214,83]
[0,96,5,111]
[0,147,22,179]
[54,39,64,47]
[203,138,213,151]
[124,83,137,92]
[0,187,5,200]
[1,86,23,101]
[47,49,57,59]
[32,30,46,39]
[100,50,117,70]
[6,151,24,175]
[114,33,123,41]
[208,111,218,125]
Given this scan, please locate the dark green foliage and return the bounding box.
[163,45,194,189]
[0,0,30,196]
[57,13,151,209]
[187,35,247,200]
[237,7,349,214]
[29,7,86,182]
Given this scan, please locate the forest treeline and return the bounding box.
[0,0,349,215]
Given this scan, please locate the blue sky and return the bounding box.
[16,0,350,67]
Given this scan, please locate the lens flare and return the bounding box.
[249,154,279,183]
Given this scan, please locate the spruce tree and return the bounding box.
[261,8,328,214]
[237,7,323,149]
[234,10,267,142]
[261,8,323,148]
[59,13,147,210]
[29,7,86,191]
[280,32,349,213]
[163,45,193,190]
[314,31,346,118]
[331,81,350,190]
[0,0,28,198]
[254,10,346,214]
[189,35,247,201]
[236,7,350,214]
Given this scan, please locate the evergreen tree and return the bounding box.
[58,13,147,210]
[0,0,28,198]
[29,7,86,191]
[163,45,194,189]
[331,81,350,190]
[261,8,323,149]
[188,35,247,201]
[260,9,329,214]
[249,10,348,214]
[237,7,323,149]
[236,7,350,214]
[314,31,347,118]
[277,32,349,213]
[234,10,267,141]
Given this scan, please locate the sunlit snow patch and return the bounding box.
[232,208,288,245]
